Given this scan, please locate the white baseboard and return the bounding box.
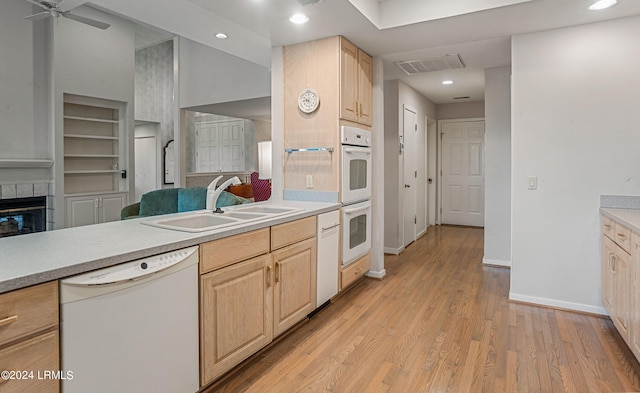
[417,228,427,239]
[366,269,386,279]
[482,257,511,267]
[509,292,608,316]
[384,246,404,255]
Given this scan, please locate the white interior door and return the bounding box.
[403,107,417,247]
[218,121,245,171]
[441,120,485,227]
[134,136,157,202]
[416,117,427,238]
[196,122,219,172]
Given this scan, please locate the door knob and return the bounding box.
[405,184,410,188]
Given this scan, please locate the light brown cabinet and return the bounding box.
[200,254,273,385]
[340,252,371,291]
[199,216,318,386]
[603,235,631,337]
[340,37,373,126]
[631,232,640,359]
[0,281,59,393]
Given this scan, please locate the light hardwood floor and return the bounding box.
[210,225,640,392]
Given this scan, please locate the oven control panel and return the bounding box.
[341,126,371,147]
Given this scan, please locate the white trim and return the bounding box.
[366,269,386,279]
[509,292,608,316]
[482,257,511,267]
[417,228,427,239]
[384,246,404,255]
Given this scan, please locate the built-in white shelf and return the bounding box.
[64,115,119,124]
[64,154,119,158]
[64,134,118,140]
[64,170,120,175]
[0,159,54,168]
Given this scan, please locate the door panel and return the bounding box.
[403,108,417,247]
[441,120,485,227]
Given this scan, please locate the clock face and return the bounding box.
[298,88,319,113]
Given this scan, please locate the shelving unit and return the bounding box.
[63,96,128,227]
[63,100,123,194]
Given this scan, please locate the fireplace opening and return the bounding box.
[0,196,46,238]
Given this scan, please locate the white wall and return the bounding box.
[0,0,50,163]
[384,79,436,253]
[178,37,271,108]
[52,6,136,227]
[483,66,511,267]
[436,101,485,120]
[510,16,640,313]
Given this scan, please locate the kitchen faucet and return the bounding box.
[206,176,241,212]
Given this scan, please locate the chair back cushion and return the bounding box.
[250,172,271,202]
[178,187,207,212]
[139,188,180,217]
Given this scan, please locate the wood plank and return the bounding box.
[205,226,640,392]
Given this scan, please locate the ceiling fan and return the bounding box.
[23,0,111,30]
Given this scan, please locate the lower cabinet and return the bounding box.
[0,281,60,393]
[200,254,273,385]
[631,233,640,359]
[199,216,319,387]
[272,237,317,337]
[340,252,371,291]
[65,192,128,228]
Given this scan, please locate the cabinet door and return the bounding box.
[340,37,359,123]
[357,49,373,126]
[200,255,273,385]
[0,331,60,393]
[602,236,616,313]
[99,193,127,223]
[631,234,640,359]
[272,238,317,337]
[65,196,99,228]
[613,246,631,340]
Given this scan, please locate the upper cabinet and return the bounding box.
[340,37,373,126]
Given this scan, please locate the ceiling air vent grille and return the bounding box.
[395,54,465,75]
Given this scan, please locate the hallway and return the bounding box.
[212,226,640,392]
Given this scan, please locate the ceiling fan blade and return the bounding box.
[23,0,50,10]
[61,12,110,30]
[56,0,87,11]
[24,11,51,21]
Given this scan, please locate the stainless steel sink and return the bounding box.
[142,205,303,232]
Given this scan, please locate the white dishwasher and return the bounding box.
[317,210,340,307]
[60,246,200,393]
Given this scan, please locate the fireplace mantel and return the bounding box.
[0,159,54,168]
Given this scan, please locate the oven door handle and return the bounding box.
[343,204,371,215]
[344,147,371,154]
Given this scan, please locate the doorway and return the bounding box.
[439,119,485,227]
[134,122,161,202]
[403,107,417,248]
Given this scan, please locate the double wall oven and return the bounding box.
[341,126,372,266]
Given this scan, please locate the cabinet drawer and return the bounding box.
[614,222,632,253]
[341,253,370,290]
[271,216,316,250]
[602,215,615,240]
[0,331,60,393]
[200,228,270,274]
[0,281,58,347]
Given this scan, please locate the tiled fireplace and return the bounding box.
[0,183,53,237]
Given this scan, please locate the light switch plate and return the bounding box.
[528,176,537,190]
[306,175,313,189]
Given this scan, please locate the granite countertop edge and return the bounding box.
[600,207,640,235]
[0,200,340,294]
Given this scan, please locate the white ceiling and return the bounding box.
[86,0,640,105]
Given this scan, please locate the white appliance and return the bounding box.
[341,199,372,266]
[341,126,372,205]
[60,246,200,393]
[317,210,340,307]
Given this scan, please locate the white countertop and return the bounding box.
[0,200,340,294]
[600,207,640,234]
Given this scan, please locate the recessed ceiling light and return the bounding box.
[289,13,309,24]
[215,33,228,39]
[442,80,454,85]
[589,0,617,10]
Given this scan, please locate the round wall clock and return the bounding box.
[298,88,320,113]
